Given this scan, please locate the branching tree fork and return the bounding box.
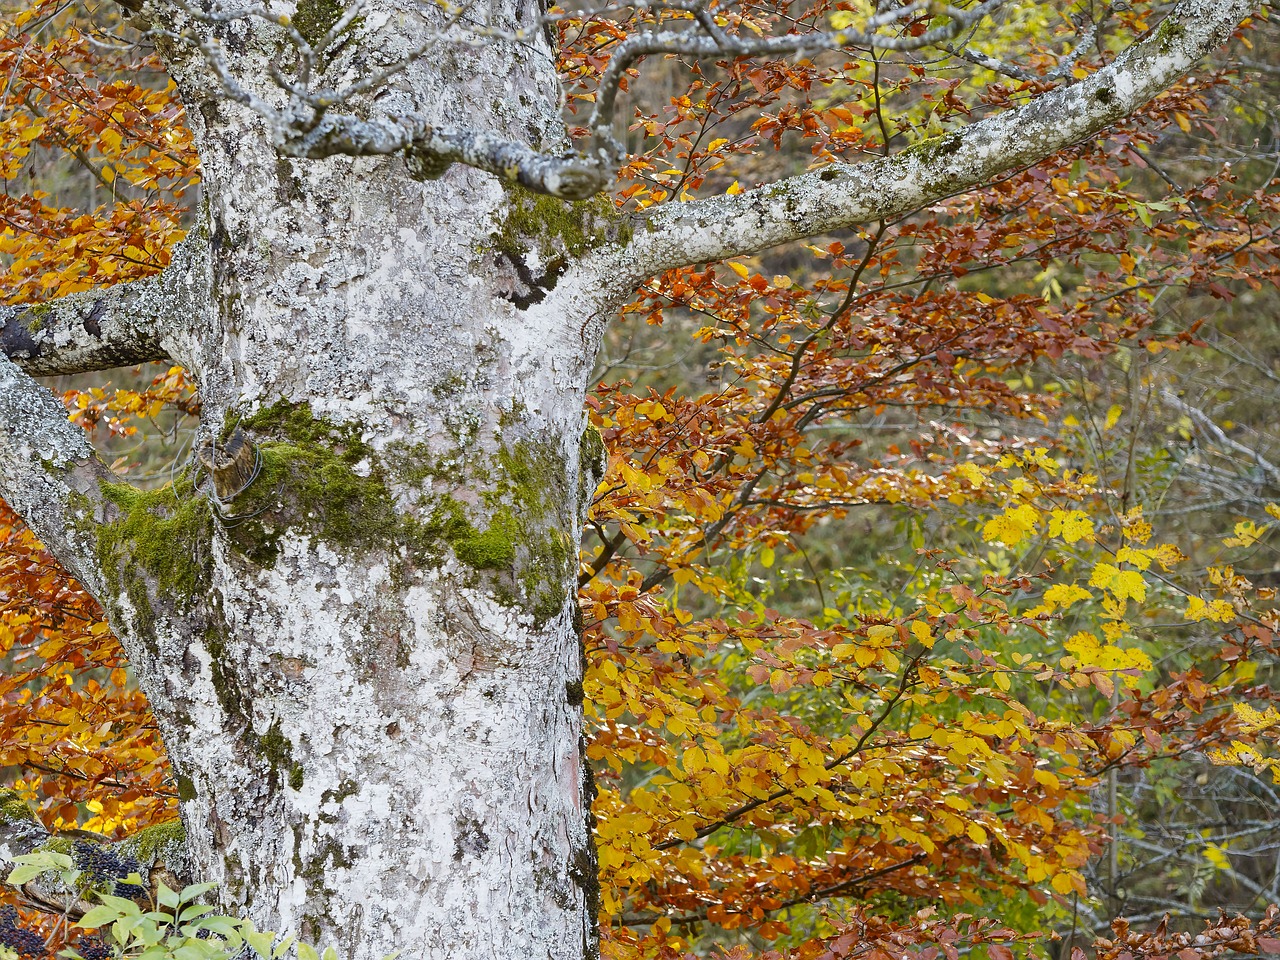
[0,0,1261,958]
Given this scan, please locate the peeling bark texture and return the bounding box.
[0,0,1256,959]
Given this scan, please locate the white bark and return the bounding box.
[0,0,1257,958]
[4,2,606,956]
[0,356,114,595]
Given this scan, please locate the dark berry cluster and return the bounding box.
[70,937,110,960]
[71,842,145,899]
[0,905,46,958]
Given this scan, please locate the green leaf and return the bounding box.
[322,948,338,960]
[12,851,74,869]
[188,917,242,941]
[177,904,216,924]
[6,864,47,885]
[272,936,295,959]
[96,893,144,916]
[793,826,826,860]
[111,918,136,947]
[178,882,219,903]
[77,906,125,930]
[297,942,319,960]
[136,921,166,949]
[157,883,181,910]
[246,930,276,959]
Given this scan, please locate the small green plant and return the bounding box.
[5,850,371,960]
[66,882,292,960]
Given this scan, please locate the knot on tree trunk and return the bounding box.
[198,428,260,502]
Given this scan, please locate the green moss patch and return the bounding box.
[900,131,964,164]
[223,401,575,625]
[0,789,36,825]
[119,818,185,869]
[291,0,350,50]
[93,475,213,639]
[492,185,625,265]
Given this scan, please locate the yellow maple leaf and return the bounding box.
[1185,595,1237,623]
[1224,519,1268,547]
[1039,583,1092,613]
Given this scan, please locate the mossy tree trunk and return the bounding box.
[0,2,614,956]
[0,0,1255,957]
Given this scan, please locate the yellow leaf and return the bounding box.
[1183,595,1235,623]
[1116,546,1152,570]
[1042,583,1091,611]
[726,261,750,279]
[1113,570,1146,602]
[1104,404,1123,430]
[685,746,706,773]
[910,620,934,648]
[1049,509,1094,544]
[866,624,895,645]
[1033,769,1060,789]
[982,504,1040,546]
[1051,871,1076,895]
[1224,519,1268,547]
[1090,563,1146,601]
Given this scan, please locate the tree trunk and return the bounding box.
[68,5,615,957]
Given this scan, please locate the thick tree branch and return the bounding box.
[0,231,210,377]
[0,790,190,918]
[0,358,114,595]
[280,115,614,200]
[586,0,1007,134]
[608,0,1256,284]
